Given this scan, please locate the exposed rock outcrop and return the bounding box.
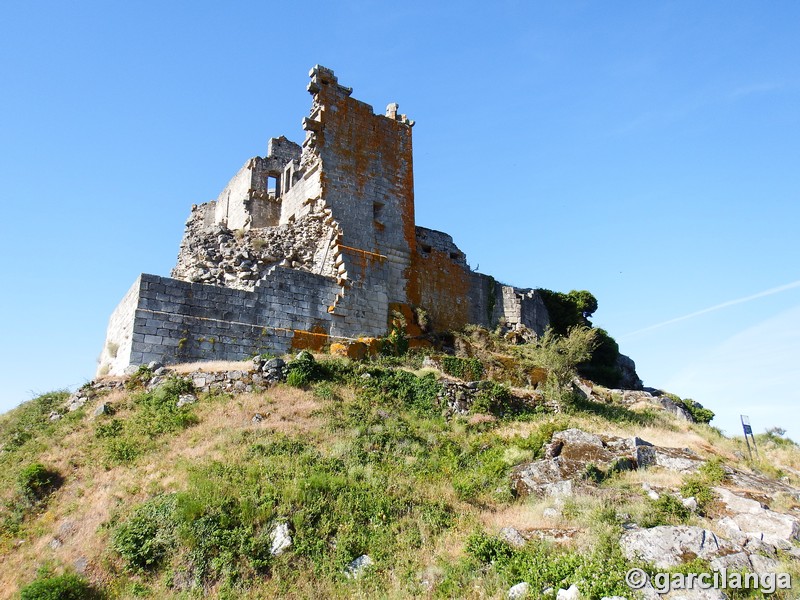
[511,428,702,497]
[620,525,733,568]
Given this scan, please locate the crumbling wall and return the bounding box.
[172,205,338,289]
[413,227,549,335]
[212,137,301,230]
[501,287,550,334]
[99,65,551,374]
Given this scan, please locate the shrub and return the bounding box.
[516,419,571,458]
[125,365,153,390]
[18,463,62,503]
[471,382,512,416]
[112,494,178,571]
[105,438,141,464]
[760,427,798,447]
[465,530,630,598]
[582,463,605,484]
[640,494,691,527]
[698,457,726,483]
[19,571,100,600]
[666,394,715,424]
[682,399,715,424]
[95,419,123,439]
[536,289,597,335]
[465,530,514,563]
[680,459,725,513]
[359,369,442,414]
[577,328,622,388]
[440,356,484,381]
[286,369,310,388]
[680,478,714,511]
[515,326,598,405]
[381,323,409,356]
[286,351,324,387]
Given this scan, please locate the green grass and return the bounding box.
[462,528,633,598]
[6,352,795,599]
[97,377,199,465]
[101,363,584,595]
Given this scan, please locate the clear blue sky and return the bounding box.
[1,1,798,438]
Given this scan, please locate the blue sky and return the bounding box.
[1,1,798,438]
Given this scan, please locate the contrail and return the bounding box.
[622,279,800,338]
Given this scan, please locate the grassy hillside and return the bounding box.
[1,329,799,599]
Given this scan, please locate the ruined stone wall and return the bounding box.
[213,160,259,230]
[413,227,549,335]
[172,206,338,289]
[99,269,345,376]
[99,65,551,375]
[213,137,301,231]
[307,66,416,306]
[501,287,550,333]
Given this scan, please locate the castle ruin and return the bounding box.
[98,66,550,376]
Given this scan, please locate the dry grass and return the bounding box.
[0,382,328,598]
[610,468,685,489]
[3,362,798,599]
[493,413,719,459]
[479,497,560,532]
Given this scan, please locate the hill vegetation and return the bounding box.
[1,326,798,599]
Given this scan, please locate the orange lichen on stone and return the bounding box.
[388,302,426,339]
[291,327,329,351]
[408,338,433,350]
[358,337,381,356]
[330,342,348,357]
[414,249,472,332]
[330,340,371,360]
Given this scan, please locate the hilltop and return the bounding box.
[1,326,798,599]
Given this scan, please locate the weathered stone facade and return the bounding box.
[98,66,551,376]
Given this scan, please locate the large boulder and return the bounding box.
[714,487,800,547]
[511,429,702,497]
[615,353,643,390]
[620,526,733,568]
[657,396,693,421]
[511,429,624,497]
[634,442,703,473]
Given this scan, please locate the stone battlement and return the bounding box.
[98,66,550,375]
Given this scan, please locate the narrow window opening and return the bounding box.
[267,175,278,197]
[421,244,432,254]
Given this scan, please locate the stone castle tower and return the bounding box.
[98,66,549,376]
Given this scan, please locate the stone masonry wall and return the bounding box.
[99,65,551,375]
[213,137,301,231]
[414,227,549,335]
[99,269,347,376]
[98,277,142,375]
